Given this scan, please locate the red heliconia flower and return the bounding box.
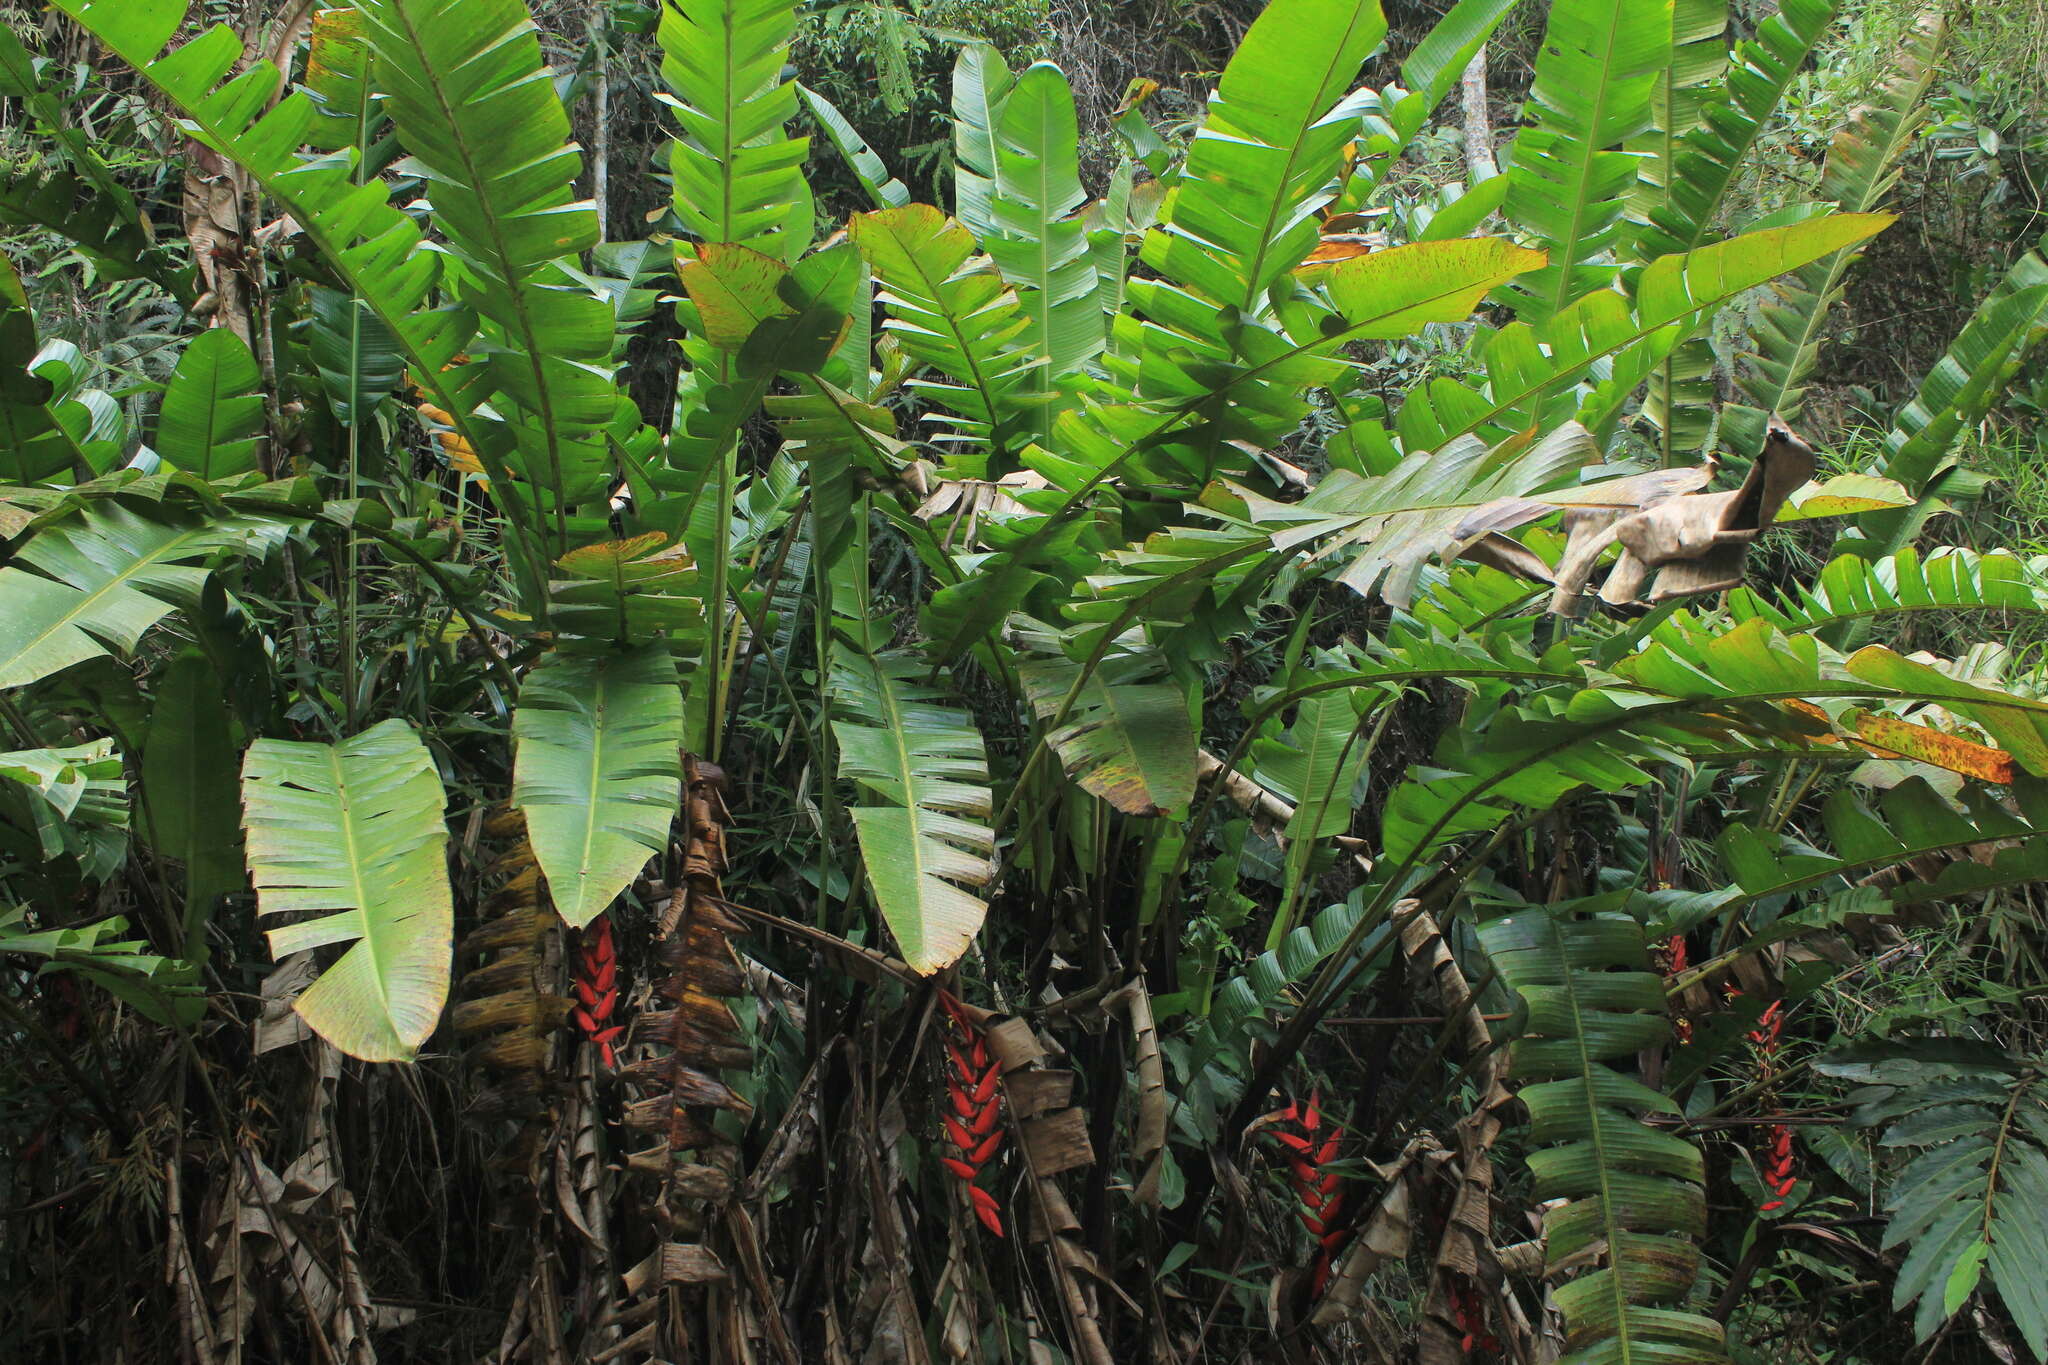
[1262,1089,1350,1295]
[1744,997,1798,1211]
[573,912,623,1067]
[938,991,1007,1237]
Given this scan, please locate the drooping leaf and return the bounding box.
[1815,1040,2048,1358]
[141,650,245,958]
[240,718,452,1062]
[512,644,685,928]
[1015,634,1199,818]
[831,646,994,974]
[0,739,119,822]
[0,904,202,1026]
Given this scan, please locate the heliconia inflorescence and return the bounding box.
[572,912,622,1067]
[1265,1090,1348,1295]
[1748,998,1798,1211]
[938,991,1006,1237]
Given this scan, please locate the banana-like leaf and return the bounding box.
[798,82,910,210]
[831,647,994,974]
[305,7,393,167]
[1851,238,2048,552]
[1627,0,1728,234]
[0,739,118,822]
[240,718,451,1062]
[767,376,911,565]
[1,309,122,484]
[660,0,813,263]
[0,23,189,300]
[0,904,201,1026]
[1054,236,1542,493]
[1014,635,1198,818]
[1396,213,1892,453]
[1726,12,1944,457]
[355,0,616,538]
[1144,0,1385,314]
[849,204,1037,471]
[0,503,285,691]
[1716,775,2048,912]
[513,644,685,928]
[1726,546,2048,636]
[546,534,706,647]
[1503,0,1669,320]
[1400,0,1523,111]
[308,285,406,428]
[1209,897,1393,1033]
[1636,0,1839,261]
[1251,690,1370,842]
[951,43,1015,240]
[1815,1041,2048,1358]
[49,2,547,587]
[984,62,1102,411]
[0,168,190,300]
[1479,907,1727,1364]
[155,328,264,479]
[141,651,244,956]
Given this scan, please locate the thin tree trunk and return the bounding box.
[1461,46,1497,182]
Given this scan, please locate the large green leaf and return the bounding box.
[1715,776,2048,914]
[1849,238,2048,553]
[155,328,264,479]
[849,204,1036,471]
[1397,213,1892,453]
[50,0,554,599]
[0,739,119,822]
[797,81,909,210]
[950,43,1014,239]
[141,650,245,958]
[355,0,616,540]
[0,309,121,484]
[512,644,685,928]
[1251,690,1370,842]
[831,647,994,974]
[240,718,452,1062]
[1145,0,1386,314]
[1726,546,2048,637]
[660,0,813,263]
[0,503,284,691]
[0,904,201,1026]
[1635,0,1839,262]
[984,61,1102,415]
[308,286,406,428]
[1015,634,1199,818]
[1503,0,1672,320]
[1479,907,1727,1364]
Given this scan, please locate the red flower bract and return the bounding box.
[572,912,623,1067]
[938,991,1006,1237]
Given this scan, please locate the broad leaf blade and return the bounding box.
[241,718,452,1062]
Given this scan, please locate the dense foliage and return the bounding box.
[2,0,2047,1361]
